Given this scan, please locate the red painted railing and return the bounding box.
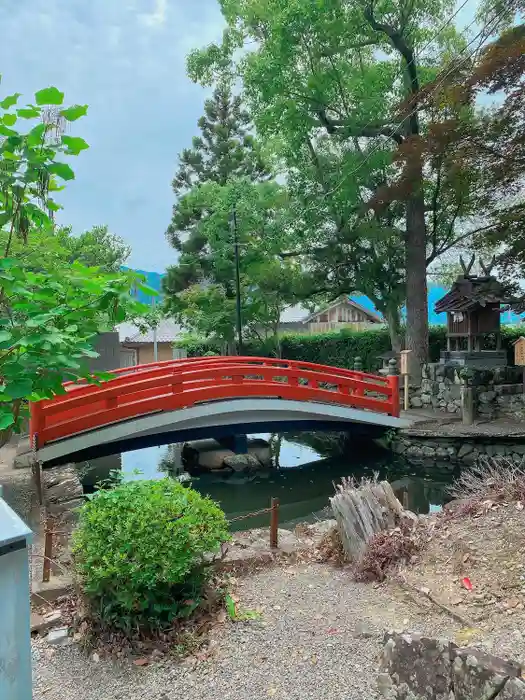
[30,356,400,449]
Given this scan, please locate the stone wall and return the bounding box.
[392,436,525,466]
[378,632,525,699]
[409,364,525,418]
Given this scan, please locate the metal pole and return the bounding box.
[231,204,243,356]
[152,297,158,362]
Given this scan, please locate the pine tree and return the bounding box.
[163,85,281,348]
[165,83,267,266]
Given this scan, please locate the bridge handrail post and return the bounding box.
[387,358,400,416]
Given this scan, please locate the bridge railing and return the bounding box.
[30,357,399,449]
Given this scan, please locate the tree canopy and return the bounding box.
[186,0,518,376]
[0,84,151,439]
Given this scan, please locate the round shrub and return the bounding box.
[72,478,230,631]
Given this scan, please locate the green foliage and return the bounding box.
[224,593,261,622]
[0,259,150,432]
[164,177,301,345]
[55,224,131,272]
[0,85,92,238]
[186,0,499,366]
[176,325,525,371]
[72,479,230,631]
[0,83,152,438]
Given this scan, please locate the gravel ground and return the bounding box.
[32,563,460,700]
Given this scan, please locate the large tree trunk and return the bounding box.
[384,306,403,353]
[405,188,429,383]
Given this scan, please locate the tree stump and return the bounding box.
[330,478,404,562]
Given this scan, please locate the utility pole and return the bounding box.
[152,296,158,362]
[231,204,243,355]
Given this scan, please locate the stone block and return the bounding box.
[31,610,63,634]
[43,465,78,488]
[421,445,436,458]
[46,477,83,504]
[48,497,85,516]
[31,575,73,604]
[421,393,432,405]
[380,632,455,700]
[447,403,458,413]
[435,447,450,460]
[457,443,474,459]
[410,397,423,408]
[478,391,496,403]
[477,404,495,416]
[452,647,521,700]
[46,627,71,646]
[499,677,525,699]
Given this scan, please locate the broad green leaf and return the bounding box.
[46,199,62,212]
[0,413,15,430]
[26,122,47,146]
[60,104,88,121]
[35,86,64,106]
[0,124,17,137]
[5,379,33,400]
[61,135,89,155]
[2,113,17,126]
[17,106,40,119]
[47,162,75,181]
[0,330,13,343]
[80,348,99,358]
[0,93,21,109]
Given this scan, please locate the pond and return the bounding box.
[76,433,456,531]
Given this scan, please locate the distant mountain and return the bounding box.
[129,270,522,324]
[124,268,165,305]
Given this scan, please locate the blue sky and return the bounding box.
[0,0,225,270]
[0,1,482,273]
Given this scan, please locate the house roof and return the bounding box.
[279,304,310,323]
[118,319,183,344]
[434,276,515,314]
[304,296,382,324]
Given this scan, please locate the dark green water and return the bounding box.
[77,433,456,530]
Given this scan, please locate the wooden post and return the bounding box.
[42,519,53,583]
[270,497,279,549]
[399,350,411,412]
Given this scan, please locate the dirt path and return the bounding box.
[32,562,460,700]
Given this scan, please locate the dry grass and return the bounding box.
[354,519,428,583]
[315,525,346,567]
[447,456,525,516]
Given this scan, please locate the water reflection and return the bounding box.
[78,433,456,530]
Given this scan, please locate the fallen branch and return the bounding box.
[395,576,473,627]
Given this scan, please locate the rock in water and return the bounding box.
[223,454,262,473]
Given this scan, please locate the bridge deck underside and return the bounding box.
[36,398,410,466]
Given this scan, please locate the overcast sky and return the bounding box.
[0,0,481,273]
[0,0,224,271]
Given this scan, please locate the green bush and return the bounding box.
[175,324,525,370]
[72,479,230,631]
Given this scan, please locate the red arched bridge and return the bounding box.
[30,356,408,465]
